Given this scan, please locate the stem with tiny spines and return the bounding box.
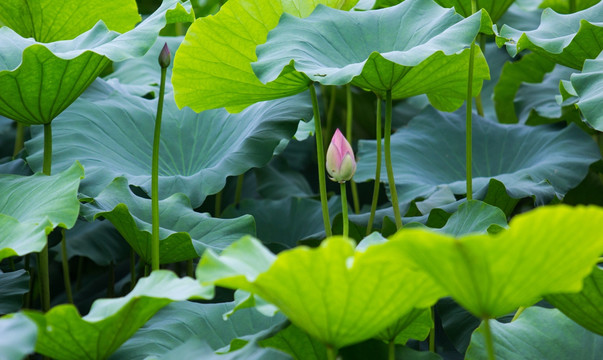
[340,182,348,238]
[384,90,403,229]
[39,122,52,312]
[466,0,478,201]
[60,229,73,304]
[511,306,526,322]
[310,83,332,237]
[345,84,360,214]
[151,64,167,272]
[366,96,382,235]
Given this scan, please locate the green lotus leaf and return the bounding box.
[252,0,492,111]
[466,307,603,359]
[61,220,130,266]
[375,308,432,345]
[434,0,515,22]
[0,0,194,125]
[0,270,30,314]
[23,270,211,360]
[197,236,446,348]
[539,0,600,14]
[354,108,600,214]
[570,51,603,131]
[0,0,140,42]
[431,200,507,236]
[390,205,603,319]
[173,0,357,113]
[112,301,286,359]
[0,162,83,261]
[80,177,255,265]
[546,265,603,336]
[25,79,313,207]
[155,338,292,360]
[260,323,327,360]
[0,313,37,360]
[499,2,603,69]
[222,196,342,249]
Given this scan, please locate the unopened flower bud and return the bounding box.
[158,43,171,68]
[326,128,356,183]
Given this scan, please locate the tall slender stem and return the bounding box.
[340,182,349,238]
[482,319,496,360]
[388,340,395,360]
[234,174,244,207]
[384,90,403,229]
[367,97,382,235]
[151,66,167,272]
[13,122,24,158]
[186,259,194,277]
[345,84,360,214]
[466,1,478,201]
[130,249,136,291]
[60,229,73,304]
[511,306,526,322]
[24,255,31,308]
[326,345,337,360]
[214,189,223,217]
[310,84,332,237]
[429,306,436,352]
[40,122,52,312]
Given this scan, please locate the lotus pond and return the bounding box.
[1,0,603,359]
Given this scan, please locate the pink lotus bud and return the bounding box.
[158,43,171,68]
[326,128,356,183]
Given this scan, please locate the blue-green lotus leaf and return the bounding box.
[0,270,30,314]
[570,51,603,131]
[0,313,37,360]
[434,0,515,22]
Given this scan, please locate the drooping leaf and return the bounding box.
[375,307,432,345]
[354,108,600,214]
[499,2,603,69]
[23,270,211,360]
[0,0,140,42]
[260,323,327,360]
[0,270,29,314]
[254,157,314,200]
[571,51,603,131]
[0,0,194,125]
[112,301,286,359]
[156,337,292,360]
[0,162,83,261]
[173,0,357,112]
[433,200,507,236]
[25,79,313,206]
[221,197,341,249]
[390,205,603,319]
[0,313,37,360]
[81,177,255,265]
[434,0,515,22]
[546,265,603,336]
[466,307,603,359]
[252,0,492,111]
[196,236,446,348]
[62,220,130,266]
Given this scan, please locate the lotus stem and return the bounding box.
[40,122,52,312]
[326,345,337,360]
[214,189,223,217]
[12,122,24,158]
[384,90,403,229]
[186,258,194,277]
[151,63,168,272]
[466,1,478,201]
[388,340,395,360]
[346,84,360,214]
[60,229,73,304]
[511,306,526,322]
[366,96,382,235]
[340,182,349,238]
[483,319,496,360]
[429,306,436,352]
[310,83,332,237]
[130,249,136,291]
[234,174,244,207]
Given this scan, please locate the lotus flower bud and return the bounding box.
[158,43,171,68]
[326,128,356,183]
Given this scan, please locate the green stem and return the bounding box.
[130,249,136,291]
[429,306,436,353]
[340,182,349,238]
[366,97,382,235]
[384,90,403,229]
[466,45,476,201]
[345,84,360,214]
[310,84,332,237]
[326,345,337,360]
[151,66,167,272]
[234,174,244,207]
[40,122,52,312]
[25,255,31,308]
[214,189,223,217]
[482,319,496,360]
[511,306,526,322]
[60,229,73,304]
[186,259,194,277]
[388,340,395,360]
[13,122,24,158]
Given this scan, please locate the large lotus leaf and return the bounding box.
[434,0,515,22]
[221,196,341,249]
[173,0,357,112]
[499,2,603,69]
[62,220,130,266]
[354,108,600,210]
[430,200,507,236]
[80,177,255,265]
[0,270,29,314]
[0,0,140,42]
[112,301,286,359]
[25,79,313,206]
[23,270,211,360]
[0,313,37,360]
[390,205,603,319]
[156,338,292,360]
[0,162,83,261]
[0,0,194,125]
[546,266,603,335]
[252,0,492,111]
[196,236,446,348]
[539,0,600,14]
[375,307,432,345]
[260,323,327,360]
[571,51,603,131]
[466,307,603,359]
